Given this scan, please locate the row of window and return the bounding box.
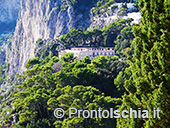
[80,52,114,55]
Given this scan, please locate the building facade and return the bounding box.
[59,47,115,59]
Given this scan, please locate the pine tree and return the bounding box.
[117,0,170,127]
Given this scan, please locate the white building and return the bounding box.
[59,47,115,60]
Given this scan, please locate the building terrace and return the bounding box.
[59,47,115,60]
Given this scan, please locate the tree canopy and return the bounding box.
[117,0,170,127]
[0,53,128,127]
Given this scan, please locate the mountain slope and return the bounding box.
[2,0,140,82]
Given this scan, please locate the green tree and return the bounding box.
[114,25,135,57]
[117,0,170,127]
[12,56,59,127]
[95,59,129,97]
[60,53,75,63]
[61,28,84,47]
[48,85,121,128]
[11,54,125,128]
[0,64,7,85]
[114,67,131,97]
[59,18,134,48]
[25,57,40,69]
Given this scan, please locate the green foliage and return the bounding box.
[114,67,131,96]
[117,3,128,16]
[117,0,170,127]
[50,85,121,128]
[0,63,7,85]
[92,0,115,16]
[59,28,84,47]
[69,0,98,7]
[60,53,76,63]
[114,25,135,57]
[0,86,17,127]
[56,55,128,97]
[57,56,97,86]
[70,0,77,6]
[11,56,60,127]
[25,57,40,69]
[34,40,60,61]
[115,0,134,2]
[0,33,13,52]
[59,18,134,48]
[8,51,129,127]
[36,38,43,45]
[95,58,129,97]
[0,5,139,127]
[131,0,140,12]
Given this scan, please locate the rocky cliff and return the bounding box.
[5,0,91,77]
[2,0,141,79]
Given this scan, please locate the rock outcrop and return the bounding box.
[3,0,141,79]
[6,0,91,76]
[89,3,141,29]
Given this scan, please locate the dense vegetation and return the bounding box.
[0,53,129,127]
[1,0,169,127]
[34,39,60,61]
[117,0,170,127]
[59,18,134,57]
[69,0,139,16]
[0,64,7,86]
[69,0,137,7]
[35,18,135,60]
[0,33,13,52]
[0,3,136,128]
[114,25,134,56]
[92,0,115,15]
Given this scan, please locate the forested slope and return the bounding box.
[2,0,169,128]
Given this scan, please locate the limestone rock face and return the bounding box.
[89,3,141,29]
[7,0,91,76]
[4,0,141,78]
